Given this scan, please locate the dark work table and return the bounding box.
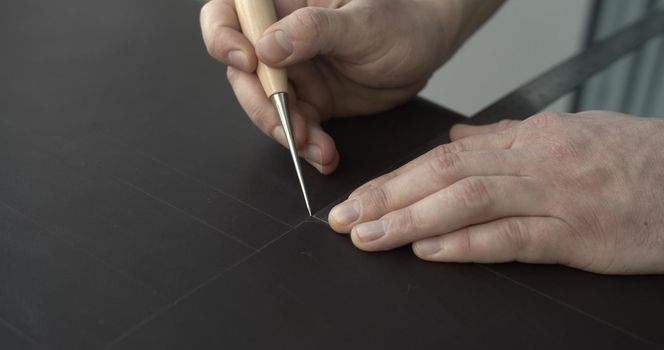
[1,0,663,349]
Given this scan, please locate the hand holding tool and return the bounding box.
[235,0,312,216]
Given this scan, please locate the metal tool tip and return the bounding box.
[270,92,314,218]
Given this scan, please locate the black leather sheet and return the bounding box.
[1,0,663,349]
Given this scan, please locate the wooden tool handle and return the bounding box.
[235,0,288,97]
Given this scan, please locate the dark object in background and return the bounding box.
[575,0,664,115]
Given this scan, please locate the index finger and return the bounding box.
[348,128,518,199]
[200,0,258,71]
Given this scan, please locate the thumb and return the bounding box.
[255,7,349,66]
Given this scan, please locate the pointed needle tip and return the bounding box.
[270,93,314,218]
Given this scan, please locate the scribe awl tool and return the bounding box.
[235,0,312,216]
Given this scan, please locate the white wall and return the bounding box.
[420,0,593,116]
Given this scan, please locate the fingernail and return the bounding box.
[331,200,359,225]
[305,158,324,173]
[302,144,322,164]
[355,220,386,242]
[414,238,441,256]
[257,30,293,63]
[227,50,248,70]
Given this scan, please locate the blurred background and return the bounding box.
[421,0,664,117]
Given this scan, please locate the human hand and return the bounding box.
[329,111,664,274]
[200,0,503,173]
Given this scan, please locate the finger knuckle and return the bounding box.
[386,208,419,235]
[499,220,530,253]
[524,111,563,128]
[205,27,222,57]
[496,119,518,130]
[363,186,391,212]
[200,1,218,24]
[292,7,328,38]
[351,173,397,199]
[456,229,473,256]
[433,142,464,157]
[429,150,462,177]
[248,104,275,133]
[206,25,235,63]
[453,177,492,210]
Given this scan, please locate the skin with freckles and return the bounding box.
[329,111,664,274]
[200,0,504,173]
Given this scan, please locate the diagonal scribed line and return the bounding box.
[106,9,664,348]
[308,215,328,225]
[101,253,257,350]
[4,112,294,239]
[102,250,258,349]
[9,9,664,350]
[310,11,664,348]
[19,135,261,252]
[105,172,258,252]
[0,200,170,303]
[257,219,306,252]
[102,220,305,349]
[93,132,295,229]
[479,265,663,349]
[103,8,664,349]
[0,314,45,350]
[134,148,294,229]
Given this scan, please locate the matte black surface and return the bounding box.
[0,204,164,349]
[2,0,664,349]
[485,263,664,345]
[0,319,41,350]
[1,128,254,300]
[108,220,651,350]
